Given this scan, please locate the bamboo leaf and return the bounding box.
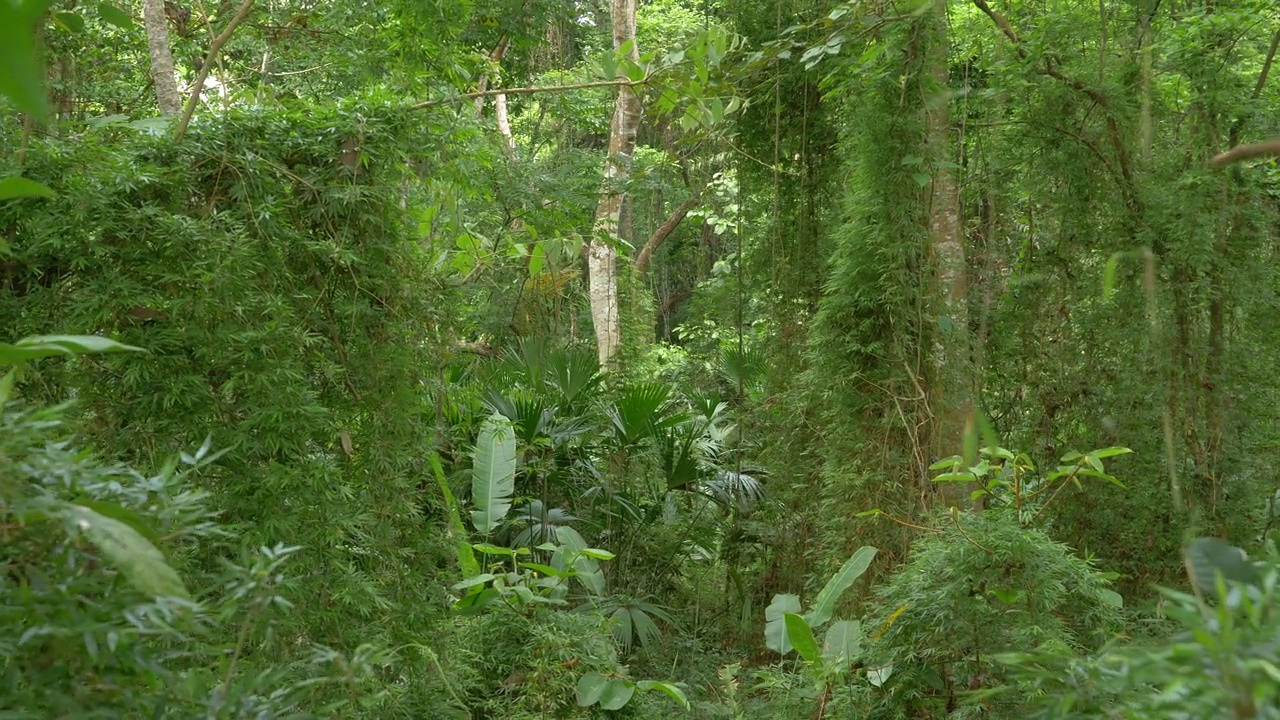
[430,452,480,578]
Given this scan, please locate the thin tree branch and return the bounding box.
[1251,25,1280,100]
[635,195,701,273]
[174,0,255,141]
[970,0,1024,49]
[1210,139,1280,168]
[411,78,639,109]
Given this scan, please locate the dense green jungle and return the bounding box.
[5,0,1280,716]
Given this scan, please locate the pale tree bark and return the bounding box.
[142,0,182,115]
[494,90,516,152]
[1139,10,1153,162]
[587,0,641,368]
[474,37,510,112]
[925,0,972,501]
[474,39,517,153]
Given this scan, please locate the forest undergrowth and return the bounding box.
[4,0,1280,717]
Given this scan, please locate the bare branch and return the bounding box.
[175,0,255,141]
[1210,140,1280,168]
[452,341,498,357]
[1226,24,1280,149]
[635,195,701,273]
[412,78,638,109]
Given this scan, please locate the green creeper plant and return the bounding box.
[0,336,400,716]
[867,512,1124,719]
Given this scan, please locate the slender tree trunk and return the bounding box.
[142,0,182,115]
[587,0,641,367]
[926,0,972,501]
[1139,9,1153,162]
[494,89,516,153]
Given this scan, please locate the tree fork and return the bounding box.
[174,0,255,141]
[635,194,701,274]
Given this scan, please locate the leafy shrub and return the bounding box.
[0,110,457,715]
[451,607,622,719]
[1009,537,1280,719]
[0,393,404,716]
[865,512,1124,718]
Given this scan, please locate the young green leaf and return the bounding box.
[1184,537,1259,593]
[867,664,894,687]
[598,679,636,710]
[450,574,496,591]
[0,0,53,119]
[784,613,822,669]
[471,542,512,555]
[929,455,963,471]
[518,562,564,577]
[576,672,609,706]
[636,680,689,708]
[53,11,85,32]
[822,619,862,671]
[97,2,135,27]
[452,587,500,615]
[16,335,143,357]
[71,500,159,541]
[807,545,877,627]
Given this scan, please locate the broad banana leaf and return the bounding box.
[470,413,516,534]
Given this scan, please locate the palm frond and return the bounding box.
[510,499,578,548]
[545,345,602,407]
[701,470,766,512]
[608,382,683,446]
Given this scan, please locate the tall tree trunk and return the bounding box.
[926,0,971,495]
[142,0,182,115]
[587,0,641,367]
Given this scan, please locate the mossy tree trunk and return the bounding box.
[587,0,641,368]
